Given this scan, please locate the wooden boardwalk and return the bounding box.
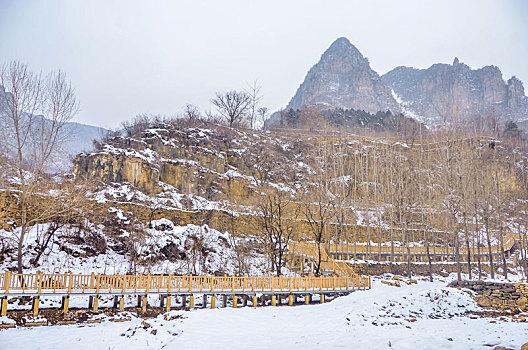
[0,272,371,316]
[290,234,518,265]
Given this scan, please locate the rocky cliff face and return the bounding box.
[267,38,400,127]
[382,58,528,125]
[287,38,399,113]
[74,124,315,206]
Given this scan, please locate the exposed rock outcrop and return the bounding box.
[266,37,528,129]
[382,58,528,125]
[266,38,400,127]
[287,37,399,113]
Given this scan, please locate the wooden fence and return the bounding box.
[0,272,369,295]
[0,272,371,316]
[290,234,518,264]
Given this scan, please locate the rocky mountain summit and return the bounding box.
[286,37,400,114]
[383,58,528,126]
[267,37,528,128]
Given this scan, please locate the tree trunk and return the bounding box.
[17,226,26,274]
[518,221,527,280]
[32,225,60,267]
[453,216,461,281]
[484,217,495,279]
[17,204,28,274]
[424,228,433,282]
[499,224,507,279]
[377,209,382,261]
[366,214,371,260]
[475,210,482,280]
[404,223,411,278]
[315,232,323,276]
[463,214,471,279]
[277,250,283,277]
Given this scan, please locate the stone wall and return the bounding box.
[351,263,468,276]
[449,280,528,313]
[0,191,18,230]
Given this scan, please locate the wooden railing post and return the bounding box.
[3,271,10,293]
[32,296,40,316]
[36,272,42,294]
[67,272,73,294]
[122,275,127,294]
[95,274,101,295]
[0,297,7,316]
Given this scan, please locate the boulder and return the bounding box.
[476,296,492,308]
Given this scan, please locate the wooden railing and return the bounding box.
[290,234,517,264]
[289,241,357,277]
[326,234,516,256]
[0,272,369,296]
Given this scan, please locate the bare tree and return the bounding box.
[121,113,154,137]
[257,107,269,128]
[0,61,78,274]
[300,140,335,276]
[255,187,298,276]
[246,80,262,129]
[124,222,149,275]
[182,104,201,123]
[211,90,251,127]
[29,180,100,267]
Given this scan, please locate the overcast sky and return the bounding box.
[1,0,527,129]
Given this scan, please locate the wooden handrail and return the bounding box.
[0,272,370,295]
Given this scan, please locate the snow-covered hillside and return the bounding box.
[0,220,270,277]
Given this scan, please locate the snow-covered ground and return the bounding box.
[2,276,527,350]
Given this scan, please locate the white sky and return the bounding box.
[1,0,527,129]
